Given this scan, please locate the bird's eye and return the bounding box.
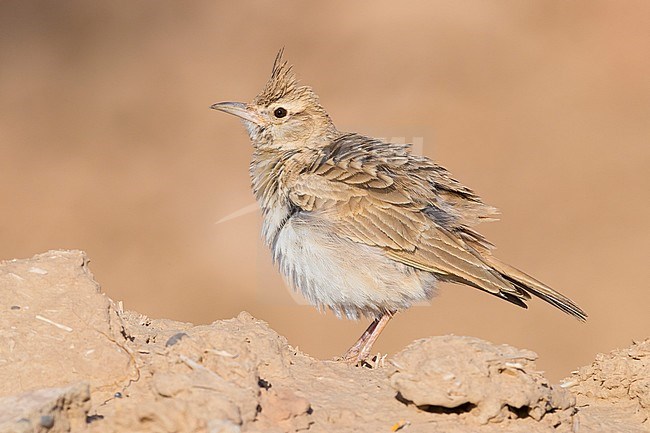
[273,107,287,118]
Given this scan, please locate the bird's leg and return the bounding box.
[341,318,379,362]
[356,312,393,364]
[341,311,395,365]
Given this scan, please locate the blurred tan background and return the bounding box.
[1,1,649,381]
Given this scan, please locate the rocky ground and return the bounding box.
[1,250,648,432]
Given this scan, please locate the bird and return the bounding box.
[211,50,586,365]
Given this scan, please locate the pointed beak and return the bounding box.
[210,101,265,126]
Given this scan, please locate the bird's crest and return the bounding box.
[254,49,311,105]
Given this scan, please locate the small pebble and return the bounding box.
[40,415,54,428]
[86,414,104,423]
[258,378,272,390]
[10,305,20,310]
[114,392,123,398]
[165,332,188,347]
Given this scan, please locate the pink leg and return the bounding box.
[341,312,394,364]
[341,318,380,362]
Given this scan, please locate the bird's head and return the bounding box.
[211,50,336,150]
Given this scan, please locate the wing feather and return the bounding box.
[286,134,585,319]
[291,155,527,303]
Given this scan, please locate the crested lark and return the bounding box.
[211,51,586,364]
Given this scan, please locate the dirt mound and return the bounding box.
[1,251,648,432]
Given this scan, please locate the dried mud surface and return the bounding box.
[1,250,648,433]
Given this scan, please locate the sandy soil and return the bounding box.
[1,251,647,432]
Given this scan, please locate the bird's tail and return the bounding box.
[485,256,587,321]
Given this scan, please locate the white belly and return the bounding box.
[271,214,436,319]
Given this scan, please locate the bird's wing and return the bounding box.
[288,134,586,319]
[289,142,527,303]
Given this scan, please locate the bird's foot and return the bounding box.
[367,353,387,369]
[337,346,366,365]
[336,345,371,366]
[337,313,395,366]
[338,347,386,368]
